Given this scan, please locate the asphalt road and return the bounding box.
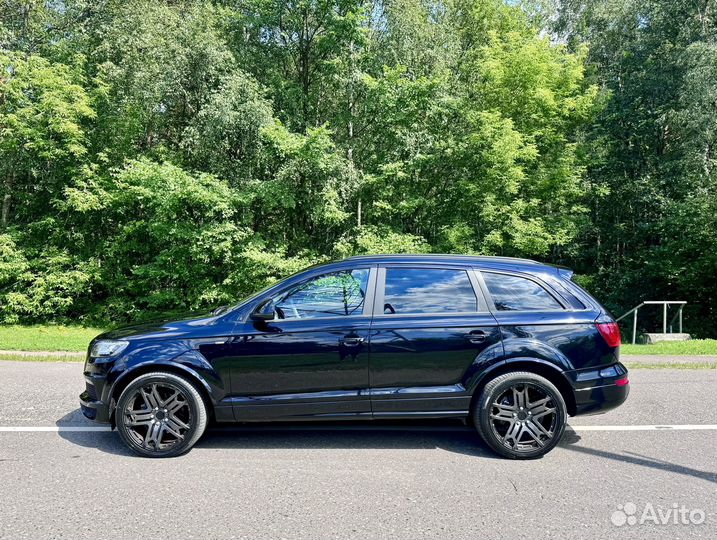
[0,361,715,540]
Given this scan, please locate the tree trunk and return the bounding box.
[1,172,13,229]
[348,39,361,228]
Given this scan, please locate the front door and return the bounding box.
[227,267,376,420]
[368,265,503,416]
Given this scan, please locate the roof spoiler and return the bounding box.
[555,266,574,280]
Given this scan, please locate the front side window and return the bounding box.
[383,268,477,314]
[482,272,563,311]
[273,269,370,320]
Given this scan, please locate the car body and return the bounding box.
[80,254,629,458]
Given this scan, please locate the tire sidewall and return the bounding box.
[476,373,567,459]
[116,372,205,458]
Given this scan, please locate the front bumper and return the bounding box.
[79,356,113,424]
[567,362,630,416]
[79,389,111,423]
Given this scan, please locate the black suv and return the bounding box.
[80,255,629,459]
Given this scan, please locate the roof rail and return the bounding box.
[344,253,543,264]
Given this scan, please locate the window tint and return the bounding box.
[483,273,563,311]
[273,269,369,319]
[383,268,477,314]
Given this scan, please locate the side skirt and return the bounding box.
[215,407,469,423]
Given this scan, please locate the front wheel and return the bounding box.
[473,371,567,459]
[116,372,208,457]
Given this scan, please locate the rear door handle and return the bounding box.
[465,330,487,344]
[340,335,365,346]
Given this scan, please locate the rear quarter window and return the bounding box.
[482,272,563,311]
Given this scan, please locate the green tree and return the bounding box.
[181,71,274,183]
[0,0,713,338]
[0,0,53,54]
[63,159,253,318]
[78,0,237,163]
[251,121,357,252]
[0,52,95,228]
[555,0,717,335]
[351,1,598,258]
[236,0,369,131]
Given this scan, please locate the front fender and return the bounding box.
[106,342,224,419]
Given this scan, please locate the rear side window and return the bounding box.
[383,268,477,314]
[482,273,563,311]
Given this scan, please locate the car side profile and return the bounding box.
[80,254,629,459]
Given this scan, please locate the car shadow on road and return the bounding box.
[56,409,500,459]
[560,428,717,484]
[55,410,717,482]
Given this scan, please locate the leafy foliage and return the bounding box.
[0,52,94,226]
[555,0,717,336]
[0,0,714,336]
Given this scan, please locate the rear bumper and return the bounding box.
[566,362,630,416]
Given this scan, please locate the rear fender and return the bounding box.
[502,338,575,370]
[466,356,577,416]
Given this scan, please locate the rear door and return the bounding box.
[368,264,503,417]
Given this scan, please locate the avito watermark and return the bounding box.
[611,502,706,527]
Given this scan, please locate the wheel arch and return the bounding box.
[109,362,214,425]
[468,359,577,417]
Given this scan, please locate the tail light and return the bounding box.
[596,321,621,348]
[615,377,629,387]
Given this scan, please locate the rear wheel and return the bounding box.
[116,372,207,458]
[473,371,567,459]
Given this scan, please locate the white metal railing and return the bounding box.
[615,301,687,345]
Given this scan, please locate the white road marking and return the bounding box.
[568,424,717,431]
[0,426,112,432]
[0,424,715,433]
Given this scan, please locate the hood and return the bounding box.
[97,309,228,342]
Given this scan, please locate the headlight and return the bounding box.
[90,339,129,358]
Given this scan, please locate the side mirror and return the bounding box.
[251,299,275,321]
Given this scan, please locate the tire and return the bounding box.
[473,371,567,459]
[116,371,208,458]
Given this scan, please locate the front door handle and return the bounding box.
[465,330,487,344]
[340,335,365,346]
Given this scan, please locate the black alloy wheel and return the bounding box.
[116,372,207,457]
[474,371,567,459]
